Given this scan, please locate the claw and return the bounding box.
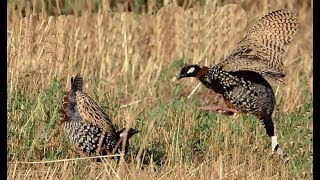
[275,146,285,157]
[271,136,287,159]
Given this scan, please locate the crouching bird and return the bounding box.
[59,75,139,162]
[177,9,299,158]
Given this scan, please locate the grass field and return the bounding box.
[7,0,312,179]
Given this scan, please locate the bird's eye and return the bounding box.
[187,67,195,74]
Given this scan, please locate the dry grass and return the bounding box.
[7,0,312,179]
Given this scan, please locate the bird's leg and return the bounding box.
[198,106,238,115]
[89,161,97,177]
[95,146,112,162]
[106,149,114,161]
[92,157,98,163]
[199,97,238,115]
[257,111,286,158]
[93,147,102,163]
[70,144,88,157]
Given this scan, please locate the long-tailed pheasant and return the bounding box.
[59,75,139,160]
[177,9,299,157]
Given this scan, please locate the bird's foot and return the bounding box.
[271,136,288,160]
[198,106,238,115]
[273,144,286,157]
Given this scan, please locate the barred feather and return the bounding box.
[219,9,299,83]
[59,75,139,157]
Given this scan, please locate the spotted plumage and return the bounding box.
[178,9,299,158]
[59,75,139,159]
[178,64,275,115]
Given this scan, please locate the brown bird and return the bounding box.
[177,9,299,157]
[59,75,139,160]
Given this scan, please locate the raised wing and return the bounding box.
[219,9,299,81]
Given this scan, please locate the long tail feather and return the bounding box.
[71,75,83,93]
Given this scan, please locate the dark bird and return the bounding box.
[177,9,299,157]
[59,75,139,161]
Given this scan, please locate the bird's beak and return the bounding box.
[133,129,140,134]
[176,74,183,80]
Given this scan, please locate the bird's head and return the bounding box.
[116,128,140,154]
[177,64,208,80]
[117,128,140,140]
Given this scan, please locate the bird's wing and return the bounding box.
[75,91,117,135]
[219,9,299,81]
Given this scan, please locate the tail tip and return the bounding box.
[71,74,83,91]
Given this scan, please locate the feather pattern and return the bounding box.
[219,9,299,82]
[59,75,138,157]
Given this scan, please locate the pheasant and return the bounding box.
[59,75,139,160]
[177,9,299,157]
